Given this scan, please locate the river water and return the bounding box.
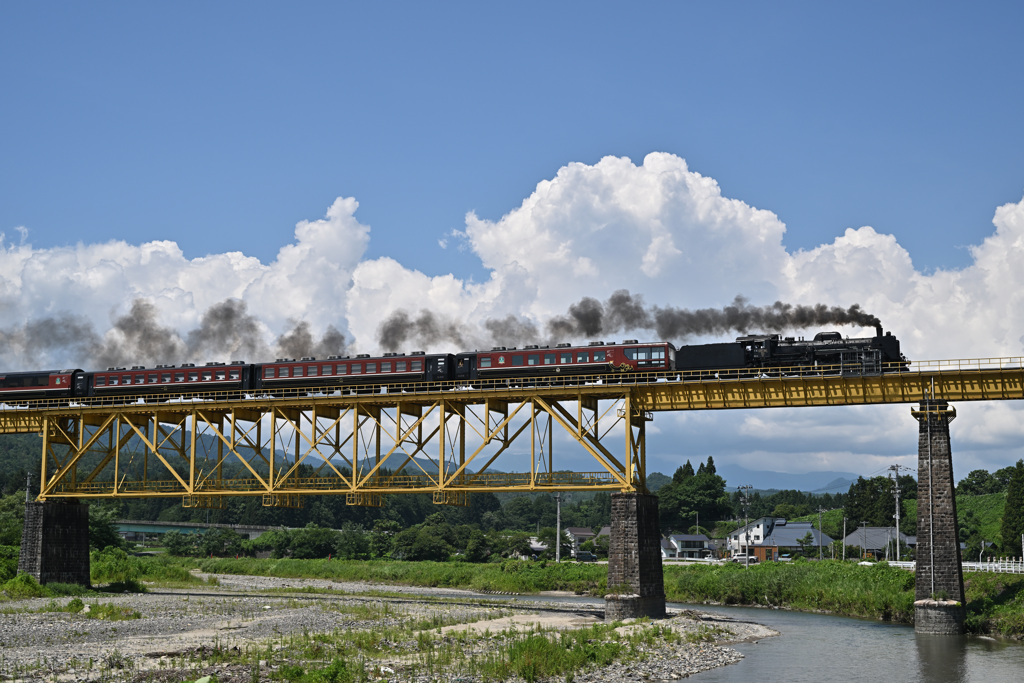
[677,603,1023,682]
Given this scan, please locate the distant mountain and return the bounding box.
[715,464,859,494]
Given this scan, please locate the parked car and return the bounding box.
[576,551,597,562]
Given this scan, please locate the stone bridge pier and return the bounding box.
[912,400,966,634]
[18,500,91,586]
[605,491,666,621]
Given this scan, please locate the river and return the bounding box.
[677,604,1023,682]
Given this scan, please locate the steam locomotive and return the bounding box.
[0,328,905,404]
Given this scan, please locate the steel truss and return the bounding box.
[33,387,652,507]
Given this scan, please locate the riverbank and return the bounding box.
[174,556,1024,638]
[0,573,777,682]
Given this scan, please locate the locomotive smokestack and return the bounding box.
[875,324,883,337]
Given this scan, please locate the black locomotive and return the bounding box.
[0,327,905,404]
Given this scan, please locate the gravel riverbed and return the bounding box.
[0,573,777,682]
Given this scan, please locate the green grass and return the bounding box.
[663,559,916,623]
[964,572,1024,637]
[187,556,608,595]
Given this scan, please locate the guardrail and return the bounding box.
[889,559,1024,574]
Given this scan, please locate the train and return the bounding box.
[0,327,905,404]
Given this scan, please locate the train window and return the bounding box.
[229,370,239,380]
[544,354,556,364]
[396,361,407,372]
[188,372,199,381]
[95,376,107,387]
[410,361,422,372]
[479,357,492,368]
[175,373,185,382]
[109,377,119,386]
[511,355,523,365]
[202,371,212,381]
[351,364,362,374]
[381,362,391,372]
[147,374,158,384]
[366,363,377,373]
[122,375,132,385]
[322,365,333,375]
[593,351,606,362]
[652,348,665,360]
[161,374,171,383]
[215,371,226,380]
[337,364,347,374]
[624,348,651,360]
[279,367,290,378]
[561,353,571,364]
[527,354,539,365]
[307,366,317,376]
[264,368,275,379]
[293,367,303,377]
[576,352,588,362]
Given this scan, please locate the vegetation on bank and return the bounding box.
[124,553,1022,638]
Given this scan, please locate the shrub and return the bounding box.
[90,547,144,586]
[1,573,49,599]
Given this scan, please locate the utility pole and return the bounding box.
[817,507,825,561]
[737,485,753,568]
[842,517,847,560]
[555,493,562,562]
[888,465,905,560]
[862,522,869,560]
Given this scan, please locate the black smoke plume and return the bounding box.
[0,298,348,370]
[377,310,468,352]
[374,291,881,352]
[547,291,881,342]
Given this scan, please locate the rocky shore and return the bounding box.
[0,573,777,682]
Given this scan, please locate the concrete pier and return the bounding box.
[912,400,965,634]
[605,491,666,621]
[18,501,91,586]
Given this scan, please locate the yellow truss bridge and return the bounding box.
[1,358,1022,506]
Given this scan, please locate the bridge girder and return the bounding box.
[31,387,650,506]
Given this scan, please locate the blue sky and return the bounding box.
[3,3,1024,479]
[4,3,1022,275]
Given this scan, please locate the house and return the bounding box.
[728,518,833,561]
[663,533,713,559]
[565,527,596,557]
[842,526,915,560]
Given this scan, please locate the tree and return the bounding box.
[370,519,402,559]
[89,503,126,551]
[1000,460,1024,557]
[289,524,339,559]
[163,530,196,556]
[795,531,815,557]
[0,491,25,546]
[199,528,245,557]
[464,529,491,562]
[335,524,370,560]
[657,458,731,532]
[957,469,1002,496]
[844,475,915,532]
